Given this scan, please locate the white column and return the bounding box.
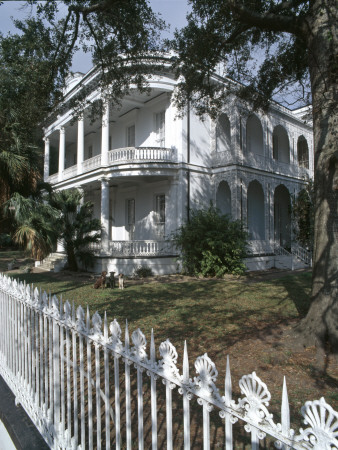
[77,116,84,175]
[58,127,65,182]
[44,137,50,181]
[101,100,109,166]
[166,178,178,236]
[101,178,110,254]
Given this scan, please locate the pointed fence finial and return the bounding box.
[104,312,108,340]
[183,340,189,383]
[224,355,232,406]
[125,319,130,351]
[281,376,290,435]
[150,329,156,364]
[86,306,90,331]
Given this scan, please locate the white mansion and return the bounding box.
[43,62,313,274]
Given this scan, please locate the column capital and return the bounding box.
[100,177,110,184]
[59,126,65,134]
[43,136,50,143]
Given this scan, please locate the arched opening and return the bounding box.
[246,114,263,155]
[274,184,291,248]
[216,181,231,217]
[216,114,231,153]
[247,180,265,240]
[273,125,290,163]
[297,136,309,169]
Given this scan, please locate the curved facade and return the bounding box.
[44,66,314,274]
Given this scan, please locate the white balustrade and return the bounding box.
[62,164,78,180]
[108,146,175,164]
[0,273,337,449]
[82,154,102,173]
[109,240,176,256]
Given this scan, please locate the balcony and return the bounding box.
[90,240,177,257]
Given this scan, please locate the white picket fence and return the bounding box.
[0,273,337,449]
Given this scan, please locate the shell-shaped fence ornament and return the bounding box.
[91,311,103,337]
[109,319,122,349]
[158,339,180,378]
[33,287,40,306]
[236,372,275,427]
[131,328,147,361]
[76,306,86,332]
[194,353,219,398]
[25,284,31,302]
[295,397,338,449]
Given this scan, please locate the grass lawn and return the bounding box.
[1,250,337,432]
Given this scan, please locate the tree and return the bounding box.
[292,181,314,251]
[173,205,248,277]
[50,189,101,272]
[173,0,337,356]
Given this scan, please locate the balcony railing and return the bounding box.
[63,164,78,180]
[108,147,175,164]
[82,154,102,173]
[90,240,177,257]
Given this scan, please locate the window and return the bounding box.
[127,199,135,240]
[155,111,165,147]
[109,135,112,150]
[88,145,93,159]
[127,125,135,147]
[155,194,165,238]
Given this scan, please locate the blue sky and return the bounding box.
[0,0,191,72]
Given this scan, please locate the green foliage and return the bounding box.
[173,205,248,277]
[292,182,314,250]
[0,233,13,248]
[50,189,101,271]
[134,265,154,278]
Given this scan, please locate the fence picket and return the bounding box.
[0,274,337,450]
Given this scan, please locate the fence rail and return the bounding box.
[0,273,337,449]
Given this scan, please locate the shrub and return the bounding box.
[172,205,248,277]
[134,265,154,278]
[0,233,13,248]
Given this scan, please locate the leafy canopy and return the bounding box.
[173,205,248,277]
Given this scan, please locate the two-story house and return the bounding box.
[42,59,313,274]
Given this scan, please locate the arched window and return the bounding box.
[216,181,231,217]
[274,185,291,248]
[246,114,263,155]
[273,125,290,163]
[297,136,309,169]
[247,180,265,240]
[216,114,231,153]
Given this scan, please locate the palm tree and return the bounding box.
[6,190,58,260]
[50,189,101,271]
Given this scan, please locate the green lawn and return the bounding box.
[2,252,337,433]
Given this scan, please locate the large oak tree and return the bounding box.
[173,0,337,357]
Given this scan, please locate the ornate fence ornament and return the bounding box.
[0,272,337,450]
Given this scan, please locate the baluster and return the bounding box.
[53,311,60,436]
[182,341,190,450]
[79,331,86,448]
[44,310,49,410]
[103,314,111,450]
[224,355,233,450]
[203,402,210,450]
[49,312,54,421]
[165,379,173,450]
[60,322,65,439]
[125,321,132,449]
[114,351,121,450]
[72,325,78,448]
[39,308,44,409]
[137,365,144,450]
[95,342,102,450]
[66,323,71,443]
[87,307,94,449]
[35,308,39,406]
[150,330,157,450]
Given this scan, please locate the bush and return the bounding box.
[0,233,13,248]
[134,265,154,278]
[172,205,248,277]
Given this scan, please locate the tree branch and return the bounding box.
[227,0,305,37]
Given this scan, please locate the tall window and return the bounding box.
[155,111,165,147]
[88,145,93,159]
[127,124,135,147]
[127,199,135,240]
[155,194,165,238]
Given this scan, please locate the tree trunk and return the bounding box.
[67,243,78,272]
[295,0,338,357]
